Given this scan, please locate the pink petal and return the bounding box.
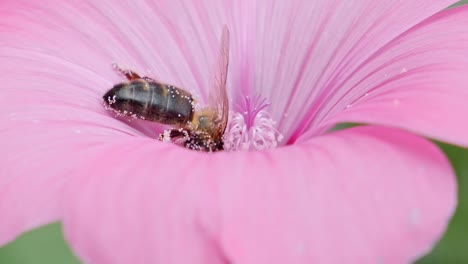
[1,1,459,137]
[0,0,224,103]
[0,0,230,243]
[62,126,455,263]
[62,140,230,264]
[253,0,458,138]
[295,6,468,146]
[0,107,131,245]
[0,1,459,261]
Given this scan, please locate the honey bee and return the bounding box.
[103,26,230,152]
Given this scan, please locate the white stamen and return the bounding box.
[224,110,283,151]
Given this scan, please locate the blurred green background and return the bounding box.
[1,1,468,263]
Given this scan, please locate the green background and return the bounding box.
[1,1,468,263]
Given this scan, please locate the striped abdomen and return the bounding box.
[103,79,195,125]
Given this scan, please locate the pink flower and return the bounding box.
[1,0,467,263]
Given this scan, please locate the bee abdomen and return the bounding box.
[103,80,195,125]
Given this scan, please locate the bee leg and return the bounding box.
[112,63,141,80]
[142,76,157,82]
[158,128,190,143]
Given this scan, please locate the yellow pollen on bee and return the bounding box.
[143,82,150,91]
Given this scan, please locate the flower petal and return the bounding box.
[252,0,457,137]
[1,1,459,133]
[62,140,230,264]
[296,6,468,146]
[0,117,123,245]
[0,0,232,243]
[0,0,232,104]
[62,126,455,263]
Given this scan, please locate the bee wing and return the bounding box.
[208,25,230,134]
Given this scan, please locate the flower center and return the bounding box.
[223,95,283,151]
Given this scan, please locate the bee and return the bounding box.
[103,26,230,152]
